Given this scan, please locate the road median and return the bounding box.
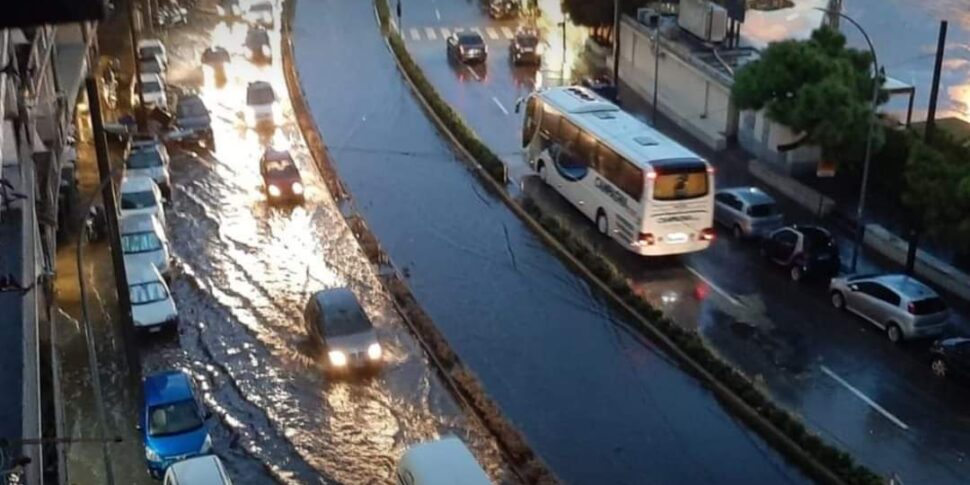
[370,1,884,484]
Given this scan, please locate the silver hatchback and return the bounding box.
[714,187,783,239]
[829,273,949,342]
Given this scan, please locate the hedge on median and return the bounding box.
[375,1,882,483]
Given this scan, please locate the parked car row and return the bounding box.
[714,185,965,381]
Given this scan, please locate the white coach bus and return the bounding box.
[519,86,715,256]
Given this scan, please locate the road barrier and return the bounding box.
[281,2,555,483]
[370,0,885,483]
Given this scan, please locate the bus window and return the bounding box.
[653,169,709,201]
[577,130,599,169]
[558,119,580,148]
[540,105,560,139]
[596,145,643,202]
[523,98,539,148]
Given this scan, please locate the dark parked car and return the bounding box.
[259,148,304,204]
[175,95,213,146]
[245,26,271,58]
[304,287,383,373]
[487,0,518,19]
[930,338,970,379]
[446,32,487,64]
[201,46,231,65]
[509,28,541,65]
[580,75,618,103]
[762,225,841,282]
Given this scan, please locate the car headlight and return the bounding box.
[200,435,213,453]
[145,446,161,462]
[267,184,282,197]
[367,342,382,360]
[291,181,304,195]
[328,350,347,367]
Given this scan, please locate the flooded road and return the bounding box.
[292,1,809,484]
[54,2,508,483]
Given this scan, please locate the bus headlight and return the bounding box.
[267,184,282,197]
[367,343,382,360]
[328,350,347,367]
[291,181,304,195]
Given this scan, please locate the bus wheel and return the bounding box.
[596,210,609,236]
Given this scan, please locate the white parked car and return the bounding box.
[245,81,277,126]
[245,0,273,26]
[125,140,172,196]
[163,455,233,485]
[121,214,172,279]
[126,262,178,332]
[120,176,166,226]
[397,436,491,485]
[137,38,168,67]
[135,73,168,109]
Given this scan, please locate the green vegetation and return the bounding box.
[561,0,648,44]
[902,133,970,256]
[375,0,883,481]
[732,27,887,170]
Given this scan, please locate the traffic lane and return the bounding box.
[398,0,499,27]
[294,1,808,483]
[146,10,511,483]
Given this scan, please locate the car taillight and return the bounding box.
[639,232,655,245]
[700,228,715,241]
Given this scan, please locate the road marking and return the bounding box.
[485,27,500,40]
[425,27,437,40]
[683,264,744,307]
[440,27,451,38]
[409,28,420,41]
[820,365,910,431]
[435,8,441,21]
[492,97,509,115]
[452,27,465,34]
[501,26,515,39]
[464,65,481,81]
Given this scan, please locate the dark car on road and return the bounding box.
[762,224,840,282]
[304,287,383,374]
[245,26,271,58]
[931,337,970,380]
[446,32,487,64]
[175,94,213,146]
[509,28,541,65]
[259,148,304,204]
[201,46,231,65]
[487,0,519,19]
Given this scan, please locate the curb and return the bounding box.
[373,1,884,484]
[280,2,554,483]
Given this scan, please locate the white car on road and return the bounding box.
[121,213,172,279]
[126,262,178,332]
[120,176,166,226]
[135,73,168,109]
[137,38,168,67]
[246,81,277,126]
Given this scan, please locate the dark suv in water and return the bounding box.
[446,32,487,64]
[509,28,541,65]
[762,224,841,282]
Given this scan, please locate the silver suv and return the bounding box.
[714,187,783,239]
[829,273,949,342]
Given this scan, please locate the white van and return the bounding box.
[396,437,491,485]
[163,455,232,485]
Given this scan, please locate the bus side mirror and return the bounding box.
[514,97,523,114]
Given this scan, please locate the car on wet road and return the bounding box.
[245,25,271,59]
[446,32,487,64]
[141,370,212,478]
[137,38,168,67]
[163,454,233,485]
[246,0,274,27]
[125,140,172,196]
[246,80,277,126]
[175,94,214,146]
[127,262,179,332]
[930,337,970,380]
[120,175,166,226]
[486,0,519,19]
[509,28,542,65]
[121,213,172,279]
[259,148,304,204]
[397,436,490,485]
[830,273,950,342]
[140,54,167,84]
[762,224,840,282]
[304,287,383,374]
[201,46,231,65]
[714,186,784,239]
[134,72,168,109]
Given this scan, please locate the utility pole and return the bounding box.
[652,29,660,125]
[128,0,147,131]
[612,0,620,84]
[906,20,947,275]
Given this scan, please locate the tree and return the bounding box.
[732,27,887,168]
[561,0,648,45]
[902,136,970,258]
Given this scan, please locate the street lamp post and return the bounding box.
[815,7,880,272]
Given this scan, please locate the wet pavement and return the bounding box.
[53,1,509,483]
[292,1,809,484]
[394,0,970,483]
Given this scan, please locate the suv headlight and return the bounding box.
[291,181,304,195]
[267,184,282,197]
[145,446,161,462]
[200,435,213,453]
[367,343,382,360]
[328,350,347,367]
